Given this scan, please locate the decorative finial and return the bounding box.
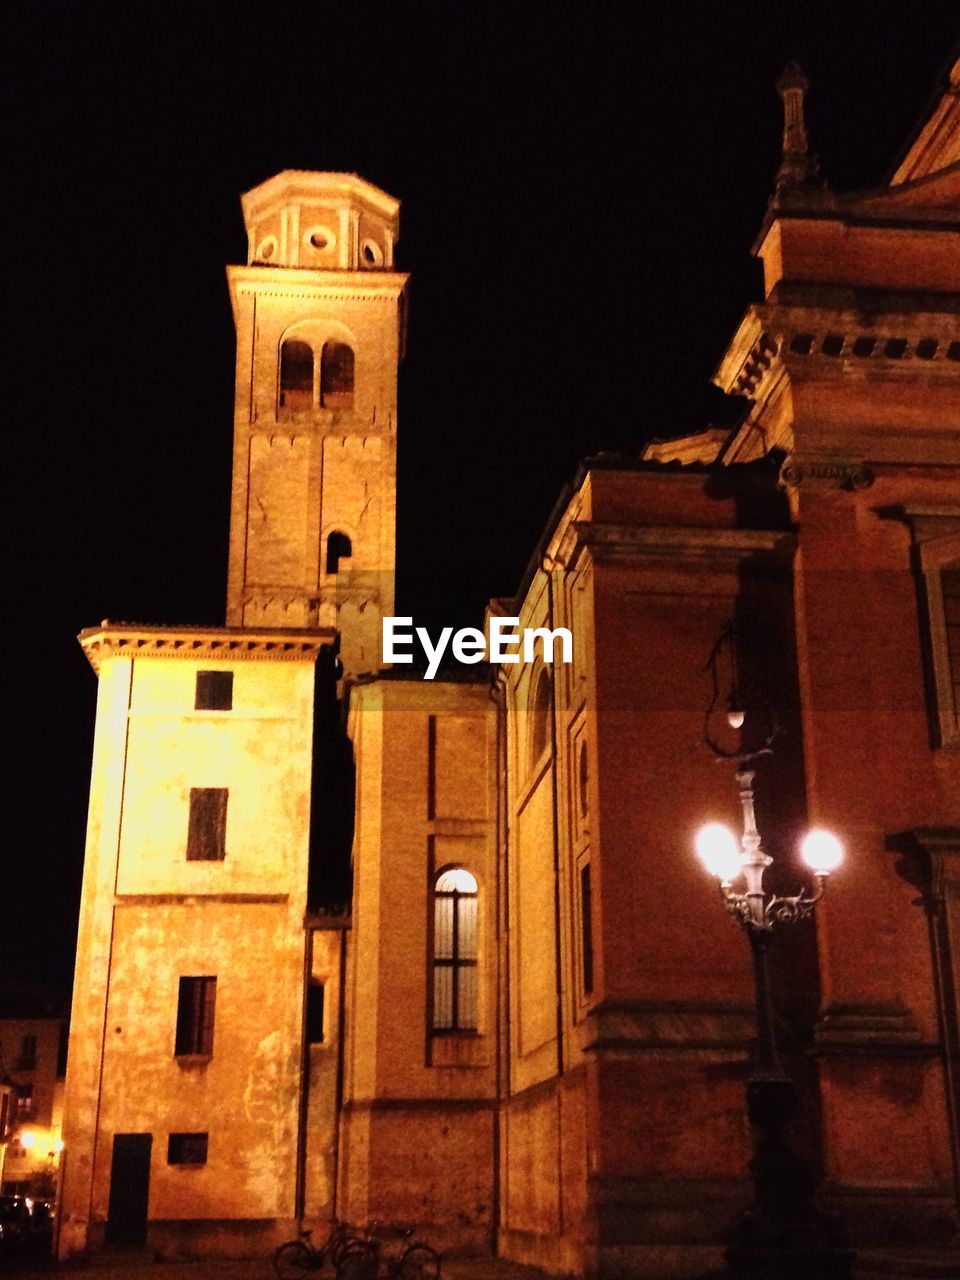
[774,61,821,194]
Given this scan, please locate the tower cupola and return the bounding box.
[240,170,399,271]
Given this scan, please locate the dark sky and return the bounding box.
[3,4,957,993]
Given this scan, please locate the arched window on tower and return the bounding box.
[530,667,552,765]
[320,342,355,410]
[325,531,353,576]
[432,868,478,1032]
[279,340,314,414]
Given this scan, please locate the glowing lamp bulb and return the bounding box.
[727,708,745,730]
[54,1139,65,1153]
[19,1131,36,1150]
[695,823,742,882]
[801,828,843,875]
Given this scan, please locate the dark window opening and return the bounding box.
[789,333,813,355]
[279,339,314,412]
[320,342,354,410]
[306,983,325,1044]
[531,669,552,764]
[821,333,844,357]
[578,742,588,819]
[852,336,876,358]
[947,341,960,362]
[195,671,233,711]
[16,1035,37,1070]
[175,977,216,1057]
[944,564,960,719]
[432,868,478,1032]
[167,1133,208,1165]
[581,864,594,996]
[884,337,908,359]
[325,530,353,575]
[187,788,228,861]
[916,338,938,360]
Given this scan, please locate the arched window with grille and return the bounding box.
[279,339,314,413]
[432,868,478,1032]
[320,342,355,410]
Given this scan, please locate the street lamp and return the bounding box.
[695,757,854,1279]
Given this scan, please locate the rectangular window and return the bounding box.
[186,788,228,861]
[306,982,325,1044]
[14,1085,33,1118]
[580,864,594,996]
[195,671,233,711]
[17,1035,37,1070]
[175,977,216,1057]
[167,1132,208,1165]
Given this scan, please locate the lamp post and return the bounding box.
[695,758,854,1279]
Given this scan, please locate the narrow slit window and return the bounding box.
[531,669,552,765]
[580,863,594,996]
[195,671,233,711]
[432,868,478,1032]
[187,788,228,861]
[306,982,325,1044]
[320,342,354,410]
[944,565,960,719]
[279,340,314,413]
[175,977,216,1057]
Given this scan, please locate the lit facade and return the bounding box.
[0,1016,66,1198]
[59,64,959,1275]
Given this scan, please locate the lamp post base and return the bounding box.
[723,1077,855,1280]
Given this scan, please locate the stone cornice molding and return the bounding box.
[79,622,336,673]
[578,998,757,1055]
[557,521,794,572]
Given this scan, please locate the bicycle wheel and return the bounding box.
[274,1240,313,1280]
[337,1242,379,1280]
[399,1244,440,1280]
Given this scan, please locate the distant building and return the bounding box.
[59,57,959,1276]
[0,1000,67,1198]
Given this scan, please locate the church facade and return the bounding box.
[58,61,960,1276]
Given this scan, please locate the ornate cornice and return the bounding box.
[779,456,875,491]
[715,303,960,400]
[79,622,336,673]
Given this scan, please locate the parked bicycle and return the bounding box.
[336,1222,441,1280]
[274,1218,368,1279]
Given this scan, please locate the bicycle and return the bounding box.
[336,1222,440,1280]
[274,1218,368,1279]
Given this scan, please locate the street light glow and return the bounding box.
[695,822,742,883]
[19,1130,37,1150]
[801,828,844,875]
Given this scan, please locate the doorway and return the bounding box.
[105,1133,152,1245]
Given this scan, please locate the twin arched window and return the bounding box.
[432,868,478,1032]
[279,339,354,413]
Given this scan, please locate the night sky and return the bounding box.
[4,4,958,994]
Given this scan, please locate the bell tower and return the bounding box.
[225,171,408,674]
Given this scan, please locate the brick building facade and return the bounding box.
[58,58,959,1276]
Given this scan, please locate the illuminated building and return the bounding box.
[0,1003,67,1199]
[59,58,959,1274]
